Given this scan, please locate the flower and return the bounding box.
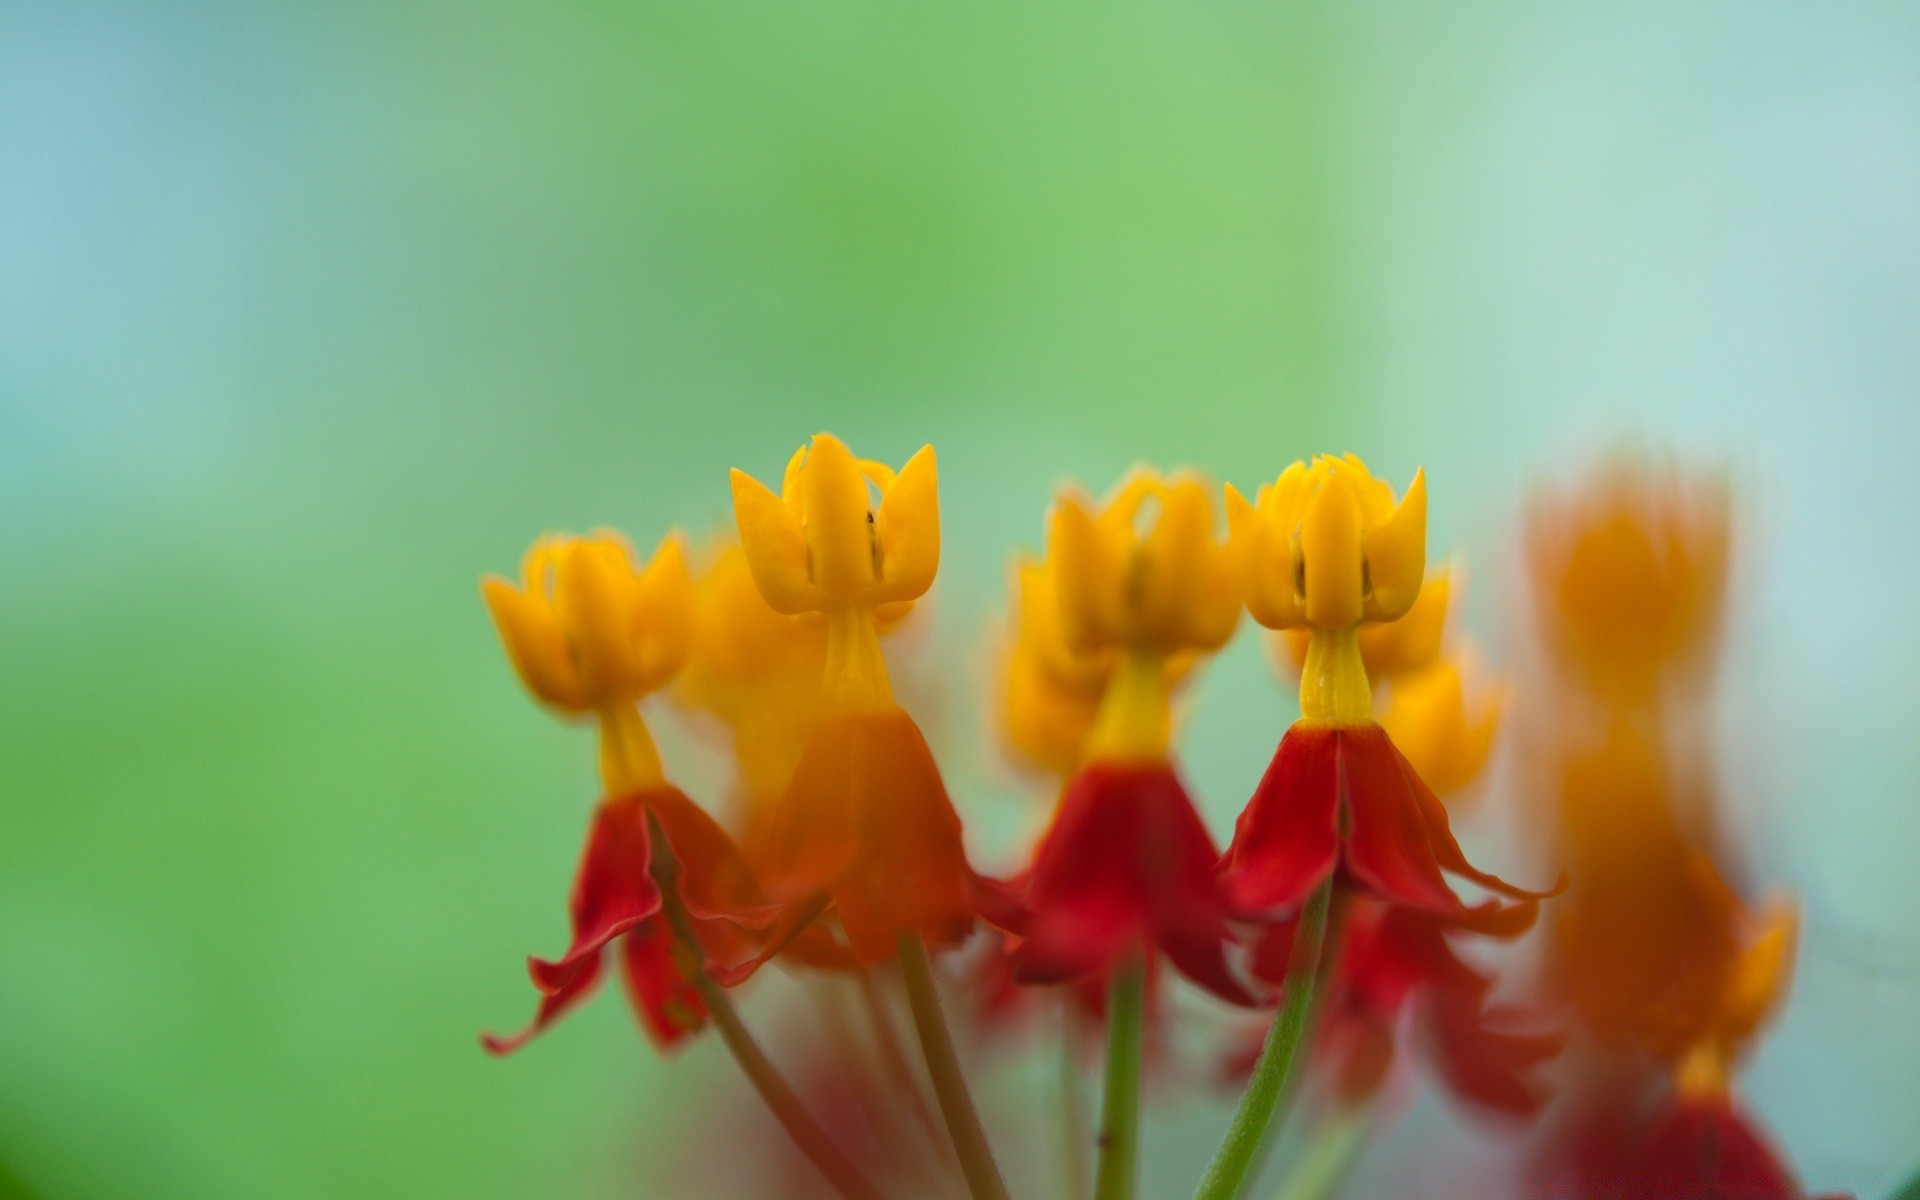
[1379,655,1505,799]
[1533,884,1816,1200]
[1526,458,1729,707]
[1008,470,1252,1004]
[1220,456,1555,919]
[482,531,694,793]
[673,537,830,846]
[1235,898,1560,1118]
[729,434,1008,965]
[480,532,781,1054]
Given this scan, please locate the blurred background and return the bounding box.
[2,1,1916,1197]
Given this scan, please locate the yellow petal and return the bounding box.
[1049,491,1122,652]
[873,443,939,603]
[630,532,697,690]
[1359,563,1452,677]
[730,467,821,615]
[1722,900,1799,1044]
[553,537,640,699]
[798,433,878,599]
[1300,469,1365,628]
[1364,467,1427,620]
[482,574,585,711]
[1137,476,1212,644]
[1226,481,1302,630]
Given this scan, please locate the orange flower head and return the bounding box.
[1046,469,1239,763]
[728,435,1009,965]
[1527,457,1730,705]
[1010,469,1254,1002]
[481,530,694,794]
[1227,455,1426,726]
[1221,457,1558,920]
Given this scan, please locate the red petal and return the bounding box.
[1220,725,1341,917]
[481,949,606,1056]
[1338,725,1469,913]
[1633,1096,1800,1199]
[646,787,785,930]
[1422,996,1562,1117]
[1392,735,1566,902]
[527,794,663,992]
[618,916,709,1050]
[1016,763,1253,1005]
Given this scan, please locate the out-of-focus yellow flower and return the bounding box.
[1044,470,1237,763]
[1380,656,1505,798]
[997,556,1109,778]
[1050,470,1241,659]
[1527,459,1729,705]
[673,538,828,833]
[730,434,935,713]
[481,531,694,794]
[1227,454,1427,633]
[996,550,1197,777]
[1675,889,1798,1099]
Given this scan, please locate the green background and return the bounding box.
[3,1,1916,1196]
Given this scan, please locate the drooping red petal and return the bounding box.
[1392,734,1567,902]
[757,709,981,964]
[1219,725,1341,918]
[526,792,664,992]
[619,915,708,1050]
[1338,724,1471,913]
[481,948,606,1056]
[1423,996,1563,1117]
[1016,762,1253,1005]
[647,787,785,931]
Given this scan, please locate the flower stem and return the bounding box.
[897,934,1013,1200]
[1060,1002,1092,1200]
[655,876,892,1200]
[1093,953,1146,1200]
[1266,1105,1370,1200]
[1193,879,1334,1200]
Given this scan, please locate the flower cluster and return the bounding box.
[476,439,1837,1200]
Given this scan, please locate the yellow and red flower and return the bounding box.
[479,532,779,1053]
[727,433,1010,965]
[1004,470,1253,1003]
[1219,455,1556,919]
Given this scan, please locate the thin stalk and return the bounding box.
[1059,1001,1092,1200]
[1193,879,1335,1200]
[855,968,945,1149]
[1267,1106,1370,1200]
[655,873,892,1200]
[1093,954,1146,1200]
[897,934,1013,1200]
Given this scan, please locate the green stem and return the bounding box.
[1193,879,1335,1200]
[655,872,892,1200]
[897,935,1013,1200]
[1093,954,1146,1200]
[1060,1001,1092,1200]
[1267,1106,1370,1200]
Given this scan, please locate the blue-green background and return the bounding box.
[3,2,1916,1196]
